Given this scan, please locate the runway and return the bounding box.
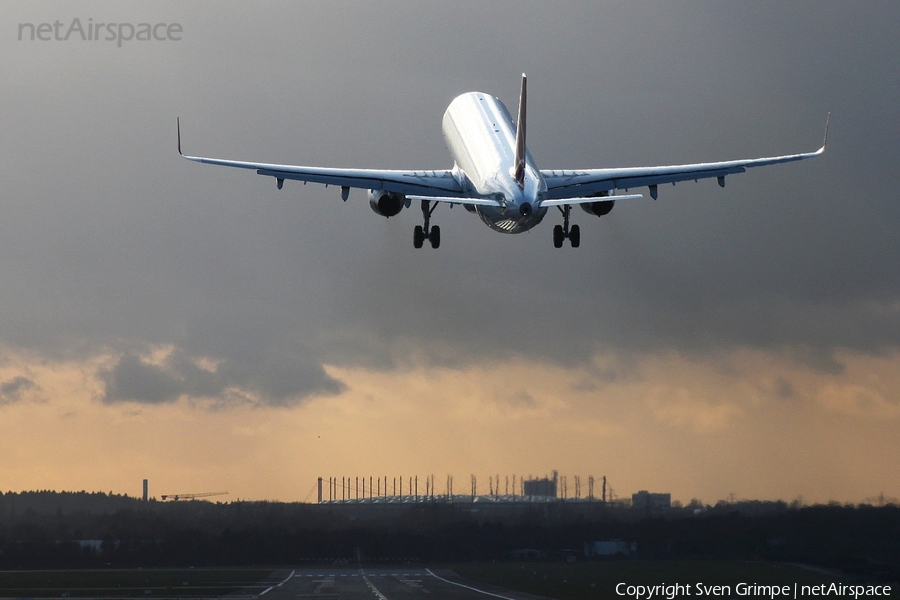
[256,567,545,600]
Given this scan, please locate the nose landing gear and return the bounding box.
[553,204,580,248]
[414,199,441,249]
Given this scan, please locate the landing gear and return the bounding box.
[430,225,441,249]
[553,205,581,248]
[414,199,441,249]
[414,225,425,249]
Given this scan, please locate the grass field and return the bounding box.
[0,568,274,598]
[453,561,845,600]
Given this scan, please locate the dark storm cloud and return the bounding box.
[1,0,899,405]
[100,355,182,405]
[0,376,37,405]
[99,349,344,407]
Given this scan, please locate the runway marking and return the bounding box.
[360,569,389,600]
[259,570,295,596]
[425,569,519,600]
[396,577,429,594]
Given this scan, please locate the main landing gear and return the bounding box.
[414,199,441,249]
[552,204,580,248]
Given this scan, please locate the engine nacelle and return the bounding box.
[580,200,615,217]
[368,190,406,218]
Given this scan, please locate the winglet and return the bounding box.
[177,117,183,156]
[820,112,830,153]
[513,73,527,188]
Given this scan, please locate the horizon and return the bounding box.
[3,484,898,509]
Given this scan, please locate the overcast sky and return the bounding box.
[0,1,898,505]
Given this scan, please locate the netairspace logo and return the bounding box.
[614,582,893,600]
[18,18,182,48]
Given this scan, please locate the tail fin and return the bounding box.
[513,73,527,188]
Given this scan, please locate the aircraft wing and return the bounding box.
[177,119,465,197]
[541,117,828,201]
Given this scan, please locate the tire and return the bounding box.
[570,224,581,248]
[430,225,441,249]
[553,224,564,248]
[413,225,424,249]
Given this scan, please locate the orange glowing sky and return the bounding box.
[2,346,897,504]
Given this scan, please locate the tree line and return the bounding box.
[0,491,897,581]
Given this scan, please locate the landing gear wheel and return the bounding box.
[430,225,441,249]
[415,199,442,249]
[554,204,583,248]
[570,224,581,248]
[553,224,564,248]
[413,225,425,249]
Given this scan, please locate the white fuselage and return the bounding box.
[441,92,548,233]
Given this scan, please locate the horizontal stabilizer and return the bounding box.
[407,195,503,207]
[541,194,643,207]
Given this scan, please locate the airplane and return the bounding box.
[177,74,827,249]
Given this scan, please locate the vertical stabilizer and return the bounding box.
[513,73,527,188]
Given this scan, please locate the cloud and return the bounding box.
[647,389,745,434]
[99,354,181,405]
[773,377,795,401]
[815,384,900,420]
[99,348,344,407]
[0,376,38,405]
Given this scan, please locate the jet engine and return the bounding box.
[580,200,615,217]
[368,190,406,218]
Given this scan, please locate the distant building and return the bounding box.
[77,540,103,554]
[507,548,546,560]
[523,471,558,497]
[584,540,637,557]
[632,490,671,513]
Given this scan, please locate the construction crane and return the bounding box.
[160,491,228,501]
